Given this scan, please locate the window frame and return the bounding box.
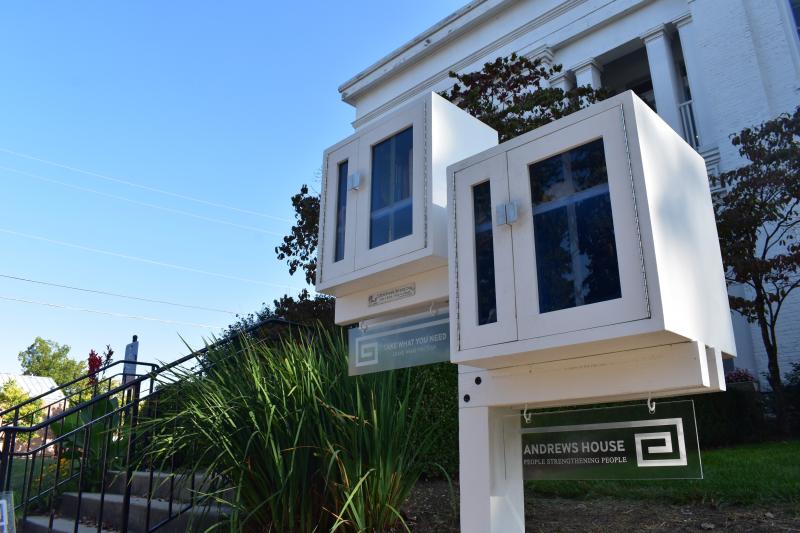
[452,153,518,351]
[319,140,359,283]
[507,105,649,341]
[354,102,427,270]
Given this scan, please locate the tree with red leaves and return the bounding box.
[711,106,800,433]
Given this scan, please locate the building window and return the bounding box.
[370,127,413,249]
[529,138,622,313]
[334,160,348,262]
[473,181,497,325]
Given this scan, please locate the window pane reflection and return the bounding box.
[530,138,621,313]
[370,127,413,248]
[473,181,497,325]
[334,160,348,263]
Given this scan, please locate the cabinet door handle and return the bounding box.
[347,172,362,191]
[495,202,519,226]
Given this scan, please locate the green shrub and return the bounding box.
[410,362,459,478]
[142,328,436,532]
[690,388,766,448]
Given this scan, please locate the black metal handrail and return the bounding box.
[0,359,160,421]
[0,347,219,532]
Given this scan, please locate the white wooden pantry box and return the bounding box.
[317,92,497,324]
[447,91,736,372]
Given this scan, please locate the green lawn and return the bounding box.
[527,440,799,507]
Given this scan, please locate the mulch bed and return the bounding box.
[400,480,800,532]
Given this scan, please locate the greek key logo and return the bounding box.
[634,419,687,467]
[356,341,379,367]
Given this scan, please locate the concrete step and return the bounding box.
[106,470,215,502]
[59,492,227,532]
[23,516,116,533]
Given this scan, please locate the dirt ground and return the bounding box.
[401,480,800,532]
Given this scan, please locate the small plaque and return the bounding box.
[367,284,416,307]
[521,401,701,480]
[0,491,15,533]
[349,312,449,376]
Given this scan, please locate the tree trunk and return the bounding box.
[757,310,788,434]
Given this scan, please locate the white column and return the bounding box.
[675,14,715,150]
[572,59,603,89]
[641,24,684,135]
[459,404,524,533]
[550,71,573,92]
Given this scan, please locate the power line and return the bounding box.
[0,147,292,223]
[0,166,285,236]
[0,228,305,291]
[0,295,222,329]
[0,273,237,315]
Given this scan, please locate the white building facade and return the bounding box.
[336,0,800,386]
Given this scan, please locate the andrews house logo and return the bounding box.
[520,402,700,480]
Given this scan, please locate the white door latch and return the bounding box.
[347,172,362,191]
[495,201,519,226]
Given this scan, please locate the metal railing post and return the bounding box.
[121,380,142,533]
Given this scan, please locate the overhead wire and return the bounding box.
[0,147,292,223]
[0,273,237,315]
[0,228,306,291]
[0,295,222,329]
[0,165,285,236]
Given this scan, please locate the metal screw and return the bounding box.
[474,377,482,385]
[463,394,470,403]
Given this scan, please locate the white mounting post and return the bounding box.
[458,379,524,533]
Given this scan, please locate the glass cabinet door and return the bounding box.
[355,104,426,270]
[453,153,518,351]
[320,140,359,282]
[507,106,649,340]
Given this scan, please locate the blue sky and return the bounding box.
[0,1,465,372]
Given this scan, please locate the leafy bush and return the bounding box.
[785,362,800,434]
[0,379,42,424]
[690,389,766,448]
[52,394,128,492]
[143,328,436,531]
[410,362,458,478]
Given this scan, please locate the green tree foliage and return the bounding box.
[275,184,320,286]
[0,379,43,424]
[221,289,335,339]
[711,106,800,433]
[18,337,86,397]
[439,53,606,142]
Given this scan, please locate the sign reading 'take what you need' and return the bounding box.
[348,312,449,376]
[521,401,701,480]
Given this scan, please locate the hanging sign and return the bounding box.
[521,400,701,480]
[348,312,449,376]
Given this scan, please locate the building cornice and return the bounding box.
[672,12,692,29]
[348,0,591,127]
[339,0,517,104]
[571,58,603,74]
[640,23,670,44]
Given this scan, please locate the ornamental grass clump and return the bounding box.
[143,327,435,532]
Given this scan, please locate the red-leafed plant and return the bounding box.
[87,345,114,387]
[725,368,756,384]
[87,349,102,386]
